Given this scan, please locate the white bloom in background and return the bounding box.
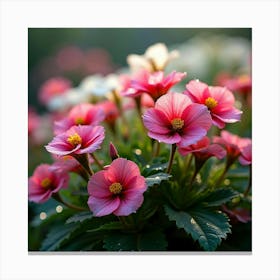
[80,74,120,97]
[127,42,179,72]
[167,36,251,81]
[47,95,67,111]
[47,87,87,111]
[64,87,88,106]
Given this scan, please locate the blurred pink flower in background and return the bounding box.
[178,136,226,160]
[213,130,251,161]
[28,107,40,136]
[28,164,69,203]
[215,72,252,95]
[122,70,186,101]
[239,142,252,165]
[87,158,147,216]
[54,103,105,135]
[143,92,212,147]
[97,100,119,125]
[184,80,242,129]
[39,77,72,105]
[56,46,84,72]
[45,125,105,156]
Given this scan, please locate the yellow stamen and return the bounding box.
[109,182,123,195]
[171,118,184,131]
[75,117,84,125]
[205,97,218,110]
[67,133,82,146]
[41,178,51,188]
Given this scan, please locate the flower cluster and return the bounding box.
[29,40,252,252]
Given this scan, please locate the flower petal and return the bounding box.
[87,196,120,217]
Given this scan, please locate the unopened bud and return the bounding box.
[109,142,119,161]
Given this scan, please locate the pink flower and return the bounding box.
[45,125,105,156]
[239,143,252,165]
[39,77,72,105]
[143,93,212,147]
[213,131,251,161]
[178,136,226,161]
[87,158,147,216]
[184,80,242,128]
[54,103,105,135]
[28,107,40,136]
[122,70,186,101]
[97,100,119,124]
[28,164,69,203]
[219,74,252,95]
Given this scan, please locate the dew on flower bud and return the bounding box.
[40,212,47,220]
[56,205,63,213]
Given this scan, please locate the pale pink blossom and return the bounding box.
[87,158,147,216]
[45,125,105,156]
[213,131,251,161]
[28,164,69,203]
[178,136,226,161]
[239,143,252,165]
[143,93,212,147]
[39,77,72,105]
[54,103,105,135]
[184,80,242,128]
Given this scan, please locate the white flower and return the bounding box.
[127,42,179,72]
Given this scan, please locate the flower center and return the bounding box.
[75,117,84,125]
[67,133,82,146]
[205,97,218,109]
[171,118,184,131]
[41,178,51,188]
[109,182,123,195]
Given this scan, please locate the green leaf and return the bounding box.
[145,172,171,187]
[199,188,239,207]
[164,205,231,251]
[40,223,78,251]
[103,229,167,251]
[87,221,123,232]
[66,211,93,224]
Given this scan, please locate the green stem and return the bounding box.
[91,153,104,170]
[244,165,252,196]
[73,154,93,177]
[153,141,161,157]
[52,192,88,212]
[135,96,145,130]
[166,144,177,174]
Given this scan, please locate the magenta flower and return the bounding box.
[54,103,105,135]
[213,131,251,162]
[45,125,105,156]
[122,70,186,101]
[143,92,212,147]
[184,80,242,129]
[87,158,147,216]
[178,136,226,161]
[239,143,252,165]
[39,77,72,105]
[28,164,69,203]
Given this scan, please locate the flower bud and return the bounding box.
[109,142,119,161]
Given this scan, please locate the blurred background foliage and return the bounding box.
[29,28,251,111]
